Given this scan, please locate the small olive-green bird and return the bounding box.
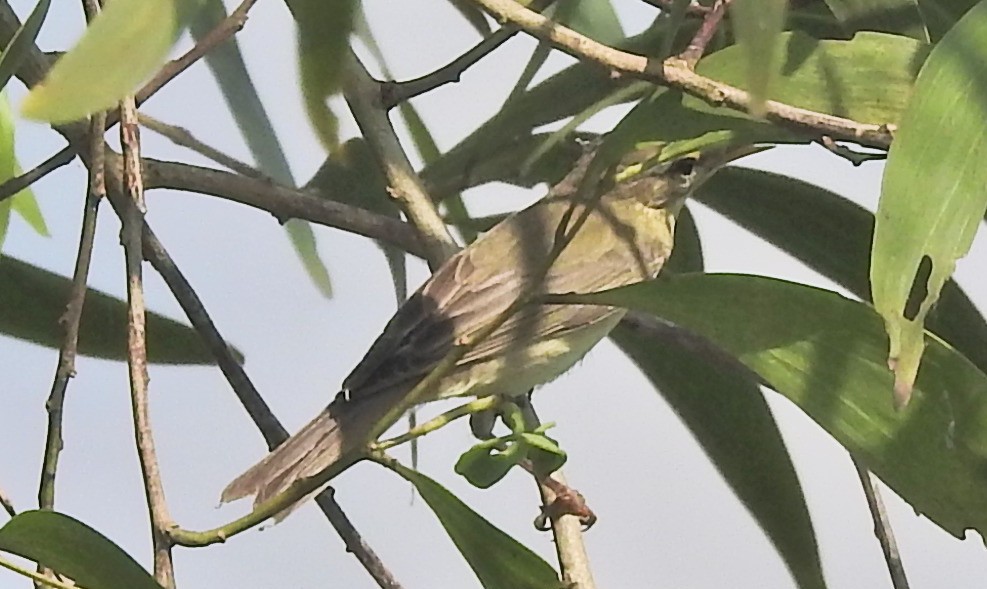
[222,144,754,508]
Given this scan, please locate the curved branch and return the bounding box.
[470,0,895,149]
[141,158,426,258]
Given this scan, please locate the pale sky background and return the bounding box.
[2,0,987,588]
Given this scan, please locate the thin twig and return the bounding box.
[679,0,730,67]
[852,458,910,589]
[137,205,404,589]
[344,52,459,269]
[139,113,267,179]
[0,148,75,205]
[470,0,895,149]
[140,157,426,258]
[37,113,106,513]
[0,554,84,589]
[134,0,259,107]
[119,96,176,589]
[818,136,887,166]
[379,0,555,109]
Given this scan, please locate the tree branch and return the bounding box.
[379,0,555,109]
[140,157,426,258]
[119,96,176,589]
[470,0,895,149]
[37,112,105,513]
[679,0,730,67]
[343,52,459,269]
[853,459,910,589]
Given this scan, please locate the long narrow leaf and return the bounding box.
[871,0,987,405]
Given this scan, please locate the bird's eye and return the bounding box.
[668,156,698,177]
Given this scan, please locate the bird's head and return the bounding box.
[614,144,766,211]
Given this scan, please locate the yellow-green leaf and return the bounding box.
[21,0,204,123]
[871,0,987,406]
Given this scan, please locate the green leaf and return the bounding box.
[616,31,928,156]
[388,462,562,589]
[870,0,987,406]
[730,0,788,114]
[286,0,356,149]
[455,440,524,488]
[611,317,824,589]
[0,0,51,92]
[567,273,987,539]
[21,0,204,123]
[0,511,164,589]
[821,0,928,39]
[189,0,333,299]
[9,181,46,236]
[0,255,237,365]
[554,0,624,45]
[697,167,987,379]
[284,219,333,297]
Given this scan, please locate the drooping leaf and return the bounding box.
[0,511,164,589]
[0,0,52,92]
[387,461,562,589]
[21,0,204,123]
[285,0,357,149]
[0,255,236,364]
[870,0,987,406]
[564,273,987,539]
[611,316,824,589]
[697,166,987,378]
[189,0,334,299]
[730,0,788,114]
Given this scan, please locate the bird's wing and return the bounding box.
[341,196,667,399]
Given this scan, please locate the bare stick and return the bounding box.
[135,0,259,107]
[119,96,176,589]
[470,0,894,149]
[679,0,730,67]
[343,52,459,269]
[37,113,106,512]
[852,459,910,589]
[141,157,426,258]
[139,113,266,179]
[0,148,75,205]
[379,0,555,109]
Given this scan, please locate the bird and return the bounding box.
[221,143,757,511]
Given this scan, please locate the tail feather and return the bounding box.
[221,388,405,510]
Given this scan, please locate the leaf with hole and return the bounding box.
[871,0,987,405]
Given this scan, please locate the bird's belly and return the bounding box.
[436,308,626,400]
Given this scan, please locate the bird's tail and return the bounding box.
[221,388,404,511]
